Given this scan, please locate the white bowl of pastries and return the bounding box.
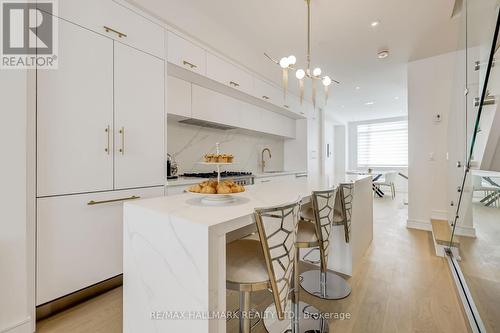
[187,180,245,204]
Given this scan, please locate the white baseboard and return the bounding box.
[0,317,32,333]
[431,210,449,221]
[406,219,432,231]
[454,225,477,238]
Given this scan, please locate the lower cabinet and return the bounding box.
[36,186,165,305]
[255,174,296,184]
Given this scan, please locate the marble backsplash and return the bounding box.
[167,121,285,175]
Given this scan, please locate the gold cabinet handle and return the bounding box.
[119,127,125,155]
[262,95,270,100]
[182,60,197,69]
[229,81,240,87]
[283,105,290,109]
[88,196,141,206]
[105,125,110,154]
[104,26,127,38]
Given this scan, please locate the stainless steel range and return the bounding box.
[181,171,254,185]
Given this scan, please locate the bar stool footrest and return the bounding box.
[263,301,329,333]
[300,269,352,300]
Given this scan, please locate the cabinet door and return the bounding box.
[167,76,191,118]
[167,32,206,75]
[114,43,165,189]
[254,78,283,106]
[192,85,240,127]
[37,18,114,197]
[55,0,165,58]
[206,53,254,95]
[262,111,296,138]
[36,187,164,305]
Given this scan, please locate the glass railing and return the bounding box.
[448,0,499,331]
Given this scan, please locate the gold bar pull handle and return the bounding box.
[105,125,110,154]
[119,127,125,155]
[262,95,270,100]
[88,196,141,206]
[104,26,127,38]
[182,60,197,69]
[229,81,240,87]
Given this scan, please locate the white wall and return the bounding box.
[0,71,32,332]
[407,51,464,230]
[167,121,285,174]
[333,125,347,176]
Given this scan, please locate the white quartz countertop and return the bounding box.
[129,174,371,228]
[253,170,307,178]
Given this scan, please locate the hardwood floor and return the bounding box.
[458,202,500,333]
[37,197,469,333]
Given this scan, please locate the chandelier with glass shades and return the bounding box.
[265,0,339,108]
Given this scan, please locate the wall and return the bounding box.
[0,71,32,332]
[407,51,463,230]
[333,125,347,176]
[167,121,284,174]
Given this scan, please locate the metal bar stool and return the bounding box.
[226,200,327,333]
[299,184,353,300]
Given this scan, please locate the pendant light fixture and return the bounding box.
[265,0,339,108]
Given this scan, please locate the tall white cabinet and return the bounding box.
[36,13,165,306]
[37,20,114,197]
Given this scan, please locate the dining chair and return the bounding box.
[374,172,397,199]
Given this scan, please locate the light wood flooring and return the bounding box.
[37,197,469,333]
[458,202,500,333]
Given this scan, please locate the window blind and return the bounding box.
[357,120,408,168]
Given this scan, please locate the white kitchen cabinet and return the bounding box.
[206,53,254,95]
[285,94,307,117]
[167,76,192,118]
[262,110,296,138]
[38,18,165,196]
[239,103,263,132]
[255,174,296,184]
[254,78,284,106]
[36,186,164,305]
[37,18,114,197]
[192,84,240,127]
[167,31,207,75]
[114,43,165,190]
[54,0,165,58]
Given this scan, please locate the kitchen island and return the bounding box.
[123,174,373,333]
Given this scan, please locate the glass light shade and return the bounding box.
[279,57,290,68]
[322,76,332,86]
[313,67,322,76]
[296,69,306,79]
[287,55,297,65]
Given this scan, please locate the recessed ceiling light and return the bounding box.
[377,50,389,59]
[394,96,400,100]
[371,21,380,27]
[355,86,361,90]
[364,101,375,106]
[341,105,345,108]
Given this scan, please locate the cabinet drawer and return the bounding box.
[56,0,165,58]
[167,31,207,75]
[206,53,254,95]
[36,187,164,305]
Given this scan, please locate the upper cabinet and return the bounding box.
[206,53,254,95]
[167,32,207,75]
[37,17,165,197]
[254,78,284,107]
[167,76,192,118]
[55,0,165,58]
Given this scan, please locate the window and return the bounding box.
[356,120,408,168]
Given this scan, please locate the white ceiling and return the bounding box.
[130,0,462,123]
